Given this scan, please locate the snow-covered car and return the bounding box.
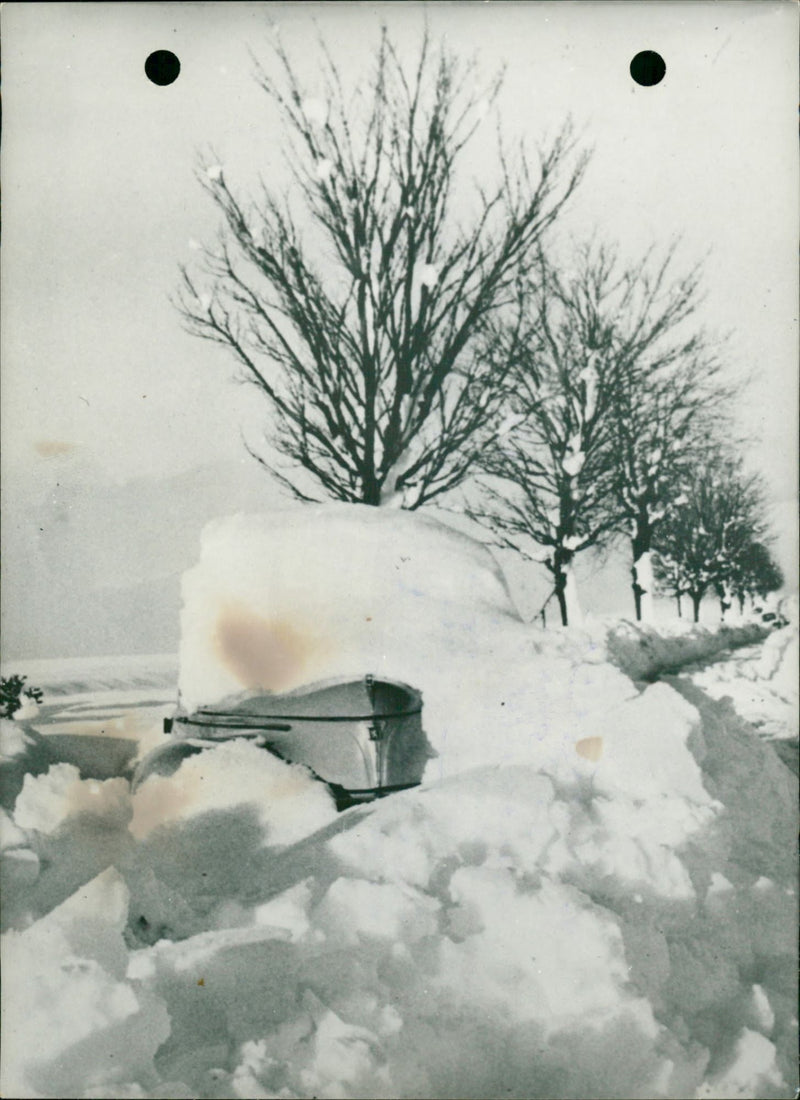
[133,674,431,808]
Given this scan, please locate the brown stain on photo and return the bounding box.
[213,603,324,692]
[575,736,603,762]
[35,440,78,458]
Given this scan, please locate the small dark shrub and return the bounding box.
[0,675,44,719]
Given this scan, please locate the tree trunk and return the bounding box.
[359,475,382,505]
[676,593,683,618]
[631,519,654,623]
[563,566,584,627]
[690,591,702,623]
[554,578,568,627]
[552,549,582,627]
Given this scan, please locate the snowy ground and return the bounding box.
[678,626,798,775]
[1,508,797,1100]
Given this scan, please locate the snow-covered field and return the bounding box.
[1,508,797,1100]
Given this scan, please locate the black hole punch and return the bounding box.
[145,50,181,87]
[630,50,666,87]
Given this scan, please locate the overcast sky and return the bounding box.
[2,1,797,658]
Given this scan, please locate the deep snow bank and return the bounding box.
[604,618,771,683]
[177,505,520,709]
[176,507,640,784]
[1,506,796,1099]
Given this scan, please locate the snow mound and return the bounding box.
[3,686,795,1098]
[0,718,58,812]
[1,508,796,1098]
[130,738,337,843]
[1,868,170,1099]
[178,505,519,711]
[176,507,644,788]
[120,741,338,944]
[85,718,792,1099]
[685,625,798,745]
[14,764,132,835]
[604,618,770,682]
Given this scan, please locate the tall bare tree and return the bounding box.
[176,29,586,507]
[470,253,622,626]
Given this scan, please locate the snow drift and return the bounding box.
[604,617,771,683]
[1,506,796,1099]
[177,505,520,709]
[176,506,646,785]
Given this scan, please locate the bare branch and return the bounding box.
[179,29,587,506]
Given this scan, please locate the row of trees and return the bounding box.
[652,467,783,623]
[465,246,783,624]
[177,29,783,625]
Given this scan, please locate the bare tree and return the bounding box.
[727,541,784,618]
[597,244,733,622]
[653,547,691,618]
[470,254,622,626]
[469,241,734,626]
[176,28,586,507]
[653,453,768,623]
